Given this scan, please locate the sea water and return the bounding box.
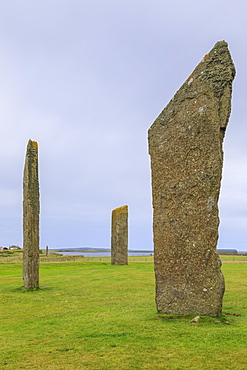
[54,251,153,257]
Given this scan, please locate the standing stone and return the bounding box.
[111,205,128,265]
[148,41,235,316]
[23,140,40,289]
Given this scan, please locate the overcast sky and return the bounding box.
[0,0,246,251]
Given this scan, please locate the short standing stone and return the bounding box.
[148,41,235,316]
[23,140,40,289]
[111,205,128,265]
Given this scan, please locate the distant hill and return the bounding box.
[51,247,153,253]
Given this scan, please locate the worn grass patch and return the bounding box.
[0,262,246,369]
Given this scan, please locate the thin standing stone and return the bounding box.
[23,140,40,289]
[111,205,128,265]
[148,41,235,316]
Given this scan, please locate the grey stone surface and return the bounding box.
[23,140,40,289]
[111,205,128,265]
[148,41,235,316]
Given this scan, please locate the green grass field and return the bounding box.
[0,260,246,369]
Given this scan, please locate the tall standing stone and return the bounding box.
[23,140,40,289]
[148,41,235,316]
[111,205,128,265]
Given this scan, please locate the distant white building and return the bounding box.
[9,245,21,250]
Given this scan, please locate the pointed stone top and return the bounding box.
[27,139,38,149]
[150,41,235,132]
[112,205,128,214]
[181,40,236,98]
